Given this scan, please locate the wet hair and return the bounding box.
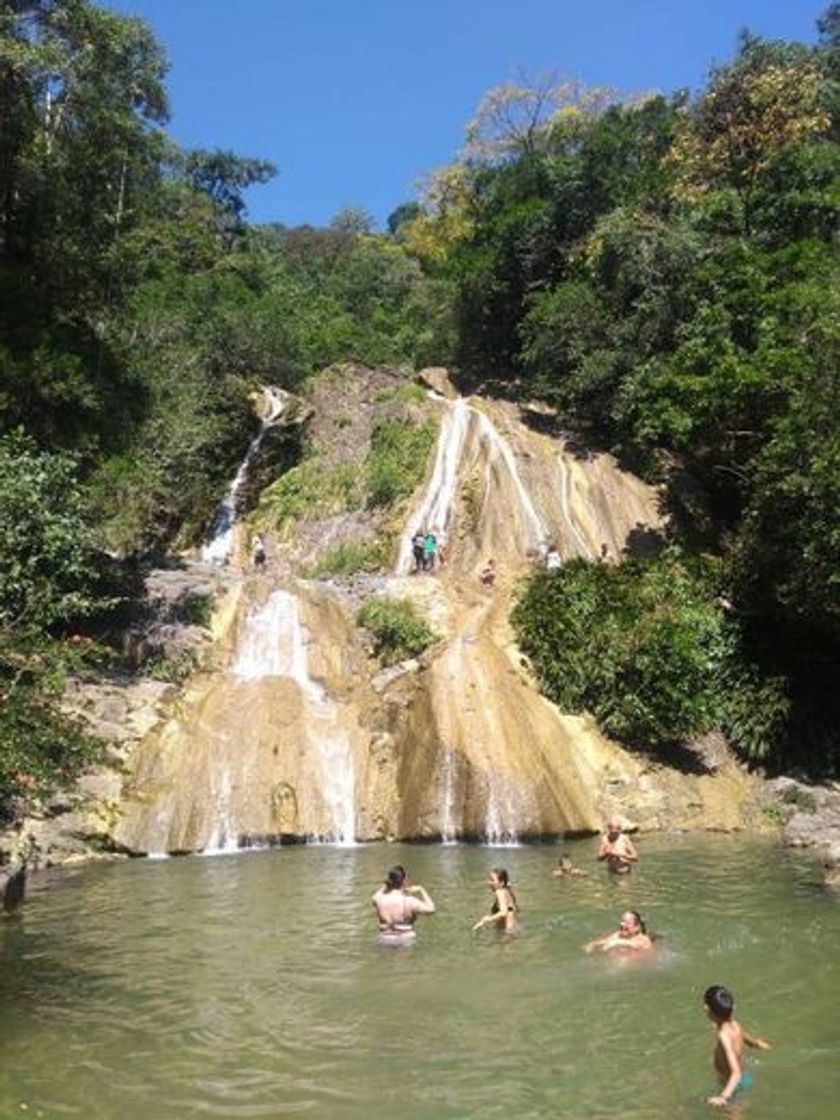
[704,985,734,1021]
[623,909,646,934]
[385,866,406,891]
[492,867,518,910]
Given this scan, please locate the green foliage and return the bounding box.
[306,537,392,578]
[0,648,107,824]
[142,647,204,684]
[0,432,115,820]
[373,382,427,405]
[365,418,436,508]
[180,593,214,629]
[0,433,111,632]
[356,597,438,666]
[262,462,363,530]
[512,552,787,759]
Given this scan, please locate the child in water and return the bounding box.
[552,853,588,878]
[703,985,771,1107]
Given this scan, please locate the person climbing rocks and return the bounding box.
[252,534,266,568]
[412,528,426,573]
[423,529,438,572]
[480,559,496,588]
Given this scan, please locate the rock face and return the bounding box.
[772,777,840,887]
[109,368,764,854]
[1,862,26,914]
[6,367,772,866]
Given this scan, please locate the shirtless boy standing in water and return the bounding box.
[704,985,771,1107]
[597,816,639,874]
[371,866,435,945]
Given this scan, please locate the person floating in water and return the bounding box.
[553,853,588,878]
[412,528,425,573]
[480,559,496,588]
[585,909,653,954]
[251,533,266,568]
[472,867,518,933]
[371,866,435,945]
[703,985,771,1108]
[597,816,639,875]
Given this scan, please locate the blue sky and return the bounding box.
[104,1,826,229]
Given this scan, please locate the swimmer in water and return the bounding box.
[585,909,653,954]
[703,985,771,1107]
[472,867,518,933]
[371,866,435,945]
[552,853,588,878]
[597,816,639,875]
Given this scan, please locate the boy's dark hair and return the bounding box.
[704,985,734,1020]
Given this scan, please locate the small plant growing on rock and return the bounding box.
[356,596,438,665]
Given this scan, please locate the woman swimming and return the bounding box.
[472,868,518,933]
[584,909,654,954]
[371,866,435,945]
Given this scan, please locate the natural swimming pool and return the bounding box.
[2,836,839,1119]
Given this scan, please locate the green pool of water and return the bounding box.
[2,836,839,1119]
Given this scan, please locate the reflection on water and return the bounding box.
[2,837,839,1119]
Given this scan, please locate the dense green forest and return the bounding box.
[0,0,838,819]
[399,10,839,771]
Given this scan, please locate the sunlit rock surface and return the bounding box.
[104,368,764,854]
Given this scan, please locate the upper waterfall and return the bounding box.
[201,387,288,566]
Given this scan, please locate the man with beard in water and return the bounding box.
[371,866,435,945]
[597,816,639,875]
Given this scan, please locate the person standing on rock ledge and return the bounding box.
[597,816,639,875]
[251,534,266,568]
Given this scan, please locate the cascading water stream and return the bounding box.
[472,409,546,547]
[201,387,288,566]
[396,397,470,573]
[556,453,594,560]
[437,748,458,846]
[396,396,548,574]
[232,589,356,845]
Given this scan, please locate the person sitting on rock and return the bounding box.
[480,559,496,588]
[545,548,563,572]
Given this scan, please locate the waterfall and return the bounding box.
[397,396,549,573]
[232,589,356,845]
[202,769,239,855]
[483,778,521,847]
[201,387,288,566]
[557,454,594,560]
[437,748,458,845]
[473,409,546,547]
[396,397,470,573]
